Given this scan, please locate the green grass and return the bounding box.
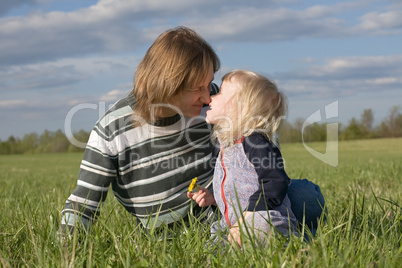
[0,138,401,267]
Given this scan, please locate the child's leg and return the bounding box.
[287,178,327,235]
[208,218,229,248]
[240,203,298,245]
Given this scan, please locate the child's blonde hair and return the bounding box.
[215,69,287,147]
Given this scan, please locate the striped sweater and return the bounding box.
[62,84,219,231]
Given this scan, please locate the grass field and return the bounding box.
[0,138,401,267]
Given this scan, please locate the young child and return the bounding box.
[193,69,298,248]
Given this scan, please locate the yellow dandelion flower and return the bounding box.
[188,177,200,192]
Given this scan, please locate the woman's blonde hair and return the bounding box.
[215,69,287,147]
[132,26,220,124]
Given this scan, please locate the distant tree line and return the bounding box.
[0,130,90,155]
[278,106,402,143]
[0,106,401,155]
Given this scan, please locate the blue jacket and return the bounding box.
[213,132,291,226]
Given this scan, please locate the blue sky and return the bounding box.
[1,0,401,140]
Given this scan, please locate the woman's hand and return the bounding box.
[187,187,216,207]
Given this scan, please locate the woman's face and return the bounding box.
[168,63,215,118]
[206,79,237,125]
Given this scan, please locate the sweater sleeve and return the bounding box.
[242,133,289,211]
[61,123,118,235]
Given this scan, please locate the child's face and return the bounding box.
[206,79,237,125]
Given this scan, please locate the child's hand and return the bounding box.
[187,187,216,207]
[228,226,242,248]
[227,211,254,249]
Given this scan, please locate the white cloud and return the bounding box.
[276,55,402,97]
[0,63,86,92]
[366,77,399,85]
[100,89,128,102]
[319,55,402,77]
[1,0,401,67]
[184,3,374,41]
[0,55,138,94]
[358,10,402,30]
[0,2,146,65]
[0,99,29,108]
